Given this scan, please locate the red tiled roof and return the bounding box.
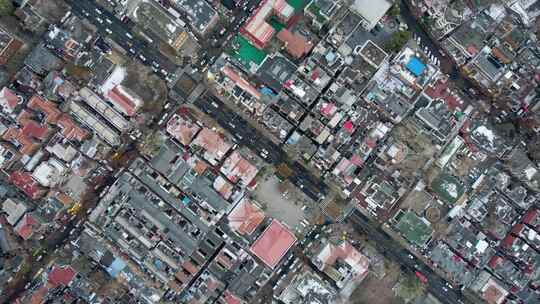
[29,286,48,304]
[483,278,508,304]
[316,242,369,281]
[107,86,138,116]
[0,87,20,111]
[192,128,232,162]
[21,120,49,140]
[182,260,198,275]
[27,95,61,124]
[17,109,33,125]
[500,234,516,249]
[488,255,502,269]
[343,120,355,133]
[484,285,504,304]
[14,213,39,240]
[48,265,76,288]
[522,208,538,225]
[276,29,313,59]
[57,114,88,141]
[424,78,462,110]
[222,290,242,304]
[221,151,259,186]
[166,114,201,146]
[228,198,265,235]
[250,220,296,269]
[9,171,45,199]
[2,127,39,155]
[222,66,261,100]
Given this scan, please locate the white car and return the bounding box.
[105,28,112,34]
[139,54,146,62]
[96,17,103,24]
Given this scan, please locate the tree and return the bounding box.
[397,273,426,301]
[388,4,400,17]
[384,30,412,53]
[0,0,14,16]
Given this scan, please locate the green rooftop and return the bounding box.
[287,0,307,10]
[229,35,267,70]
[269,17,286,31]
[431,173,464,205]
[395,211,432,246]
[306,1,329,24]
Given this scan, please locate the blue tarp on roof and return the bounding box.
[406,57,426,77]
[106,258,127,278]
[260,86,276,96]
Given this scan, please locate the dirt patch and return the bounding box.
[350,262,403,304]
[253,176,305,229]
[389,119,437,179]
[122,61,168,107]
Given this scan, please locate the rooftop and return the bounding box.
[241,0,294,48]
[276,29,313,59]
[394,210,433,246]
[131,0,188,50]
[48,265,76,288]
[173,0,218,34]
[106,85,142,117]
[229,35,267,71]
[431,173,465,205]
[2,198,28,226]
[250,219,296,269]
[191,128,232,165]
[220,150,259,186]
[166,113,201,146]
[227,198,265,235]
[9,171,45,200]
[14,213,39,240]
[351,0,393,30]
[313,241,369,291]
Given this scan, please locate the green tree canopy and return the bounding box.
[384,30,412,53]
[0,0,14,16]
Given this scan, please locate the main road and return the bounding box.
[67,0,179,74]
[348,210,467,304]
[194,94,328,202]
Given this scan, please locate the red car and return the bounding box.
[415,271,428,284]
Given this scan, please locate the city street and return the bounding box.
[194,94,328,202]
[67,0,179,74]
[348,210,467,304]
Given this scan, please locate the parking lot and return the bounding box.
[253,176,306,230]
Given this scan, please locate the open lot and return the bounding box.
[389,119,437,179]
[351,261,403,304]
[394,210,432,247]
[229,35,267,70]
[253,176,305,229]
[431,173,465,205]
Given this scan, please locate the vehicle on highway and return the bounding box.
[95,8,102,14]
[105,28,112,34]
[139,54,146,62]
[96,17,103,24]
[415,271,428,284]
[106,18,112,24]
[126,32,133,39]
[129,48,136,55]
